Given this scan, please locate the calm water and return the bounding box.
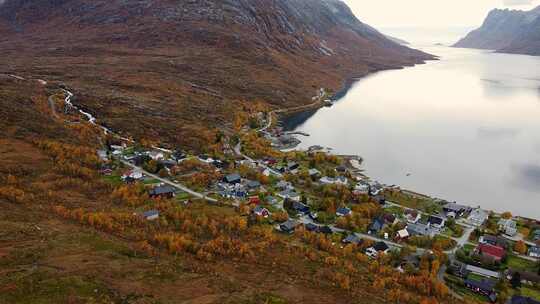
[285,45,540,218]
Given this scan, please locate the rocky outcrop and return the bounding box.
[454,6,540,55]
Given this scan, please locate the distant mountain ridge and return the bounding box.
[454,5,540,55]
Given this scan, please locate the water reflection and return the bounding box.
[285,45,540,217]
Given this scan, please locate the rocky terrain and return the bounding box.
[0,0,432,148]
[454,6,540,56]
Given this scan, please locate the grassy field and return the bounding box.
[383,190,442,214]
[507,255,538,271]
[519,286,540,301]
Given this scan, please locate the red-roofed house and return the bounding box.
[476,243,506,262]
[249,196,261,205]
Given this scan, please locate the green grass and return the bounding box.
[384,205,404,216]
[384,190,442,214]
[520,286,540,301]
[175,192,191,200]
[463,243,476,253]
[102,174,123,185]
[467,273,486,282]
[142,178,161,185]
[445,274,489,303]
[506,255,538,271]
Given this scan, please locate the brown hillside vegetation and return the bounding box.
[0,78,470,304]
[0,0,433,148]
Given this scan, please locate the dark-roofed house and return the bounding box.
[246,180,261,191]
[479,235,509,249]
[533,229,540,242]
[149,185,176,198]
[319,226,333,234]
[366,241,390,258]
[143,210,159,221]
[464,278,497,302]
[343,234,363,245]
[372,195,386,205]
[406,222,438,237]
[428,215,446,228]
[383,213,397,225]
[287,161,300,172]
[509,296,540,304]
[368,218,384,235]
[305,223,319,232]
[279,220,299,234]
[224,173,241,185]
[476,244,506,262]
[528,246,540,258]
[336,207,352,217]
[292,202,310,215]
[443,202,471,217]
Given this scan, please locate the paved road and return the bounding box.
[121,160,218,203]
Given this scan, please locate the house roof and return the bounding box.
[253,205,267,213]
[477,243,506,259]
[397,229,409,239]
[293,202,310,213]
[224,173,241,183]
[482,234,498,243]
[373,241,389,252]
[468,208,489,223]
[369,218,384,232]
[383,213,396,223]
[529,246,540,254]
[404,209,419,217]
[306,223,319,231]
[465,278,495,292]
[343,234,363,245]
[336,207,351,215]
[443,202,470,213]
[319,226,333,234]
[143,210,159,217]
[428,215,445,226]
[280,219,298,231]
[407,223,436,236]
[466,265,501,279]
[247,180,261,188]
[149,185,175,195]
[308,168,321,175]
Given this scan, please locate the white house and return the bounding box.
[467,208,489,227]
[354,183,370,195]
[498,218,518,237]
[528,246,540,258]
[320,176,348,186]
[122,169,143,180]
[143,210,159,221]
[148,151,165,161]
[396,229,410,240]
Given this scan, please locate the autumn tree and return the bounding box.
[514,240,527,255]
[502,212,513,219]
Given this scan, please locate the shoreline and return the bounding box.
[275,66,538,222]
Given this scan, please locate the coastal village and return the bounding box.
[90,96,540,304]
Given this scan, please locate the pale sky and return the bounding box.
[344,0,540,28]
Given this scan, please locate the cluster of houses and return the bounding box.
[97,136,540,304]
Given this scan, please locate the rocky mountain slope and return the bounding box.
[0,0,432,147]
[454,6,540,55]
